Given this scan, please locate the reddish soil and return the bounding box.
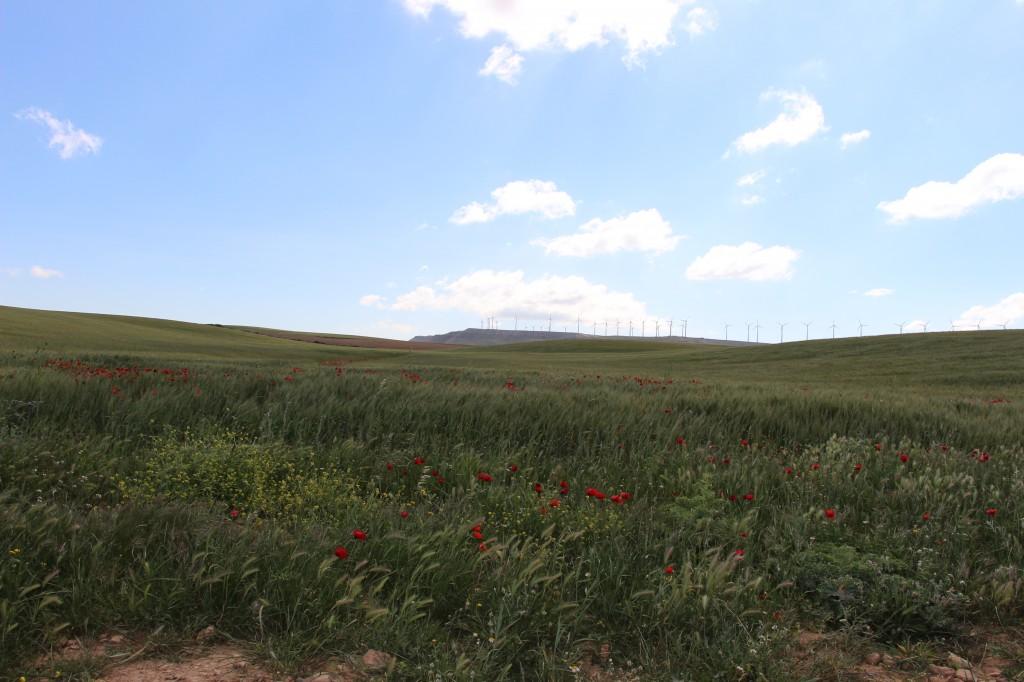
[244,328,466,351]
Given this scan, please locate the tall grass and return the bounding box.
[1,351,1022,679]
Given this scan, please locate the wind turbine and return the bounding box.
[604,320,608,336]
[655,320,661,337]
[858,321,868,337]
[641,320,646,337]
[950,320,957,332]
[548,315,552,332]
[616,319,621,336]
[803,321,812,341]
[778,322,788,343]
[921,321,929,333]
[669,320,674,337]
[592,321,597,336]
[629,320,633,337]
[746,322,753,343]
[895,321,907,335]
[724,323,731,341]
[681,319,688,338]
[755,320,762,343]
[829,321,838,339]
[999,321,1009,330]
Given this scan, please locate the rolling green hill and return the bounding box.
[2,305,1022,394]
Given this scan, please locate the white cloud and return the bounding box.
[686,242,799,281]
[404,0,693,77]
[531,208,681,257]
[739,195,763,206]
[479,44,524,84]
[683,7,716,36]
[391,269,647,321]
[864,288,893,297]
[16,108,102,159]
[359,294,386,307]
[450,179,576,224]
[376,320,416,337]
[30,265,63,279]
[955,292,1024,328]
[731,90,827,155]
[840,129,871,149]
[877,153,1024,223]
[736,170,766,187]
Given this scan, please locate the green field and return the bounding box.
[1,305,1022,680]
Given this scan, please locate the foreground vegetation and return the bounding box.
[1,307,1022,679]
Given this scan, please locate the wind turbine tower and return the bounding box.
[778,322,788,343]
[829,321,838,339]
[803,321,812,341]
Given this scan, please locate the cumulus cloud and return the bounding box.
[864,288,893,297]
[450,179,576,224]
[736,170,766,187]
[404,0,696,79]
[359,294,386,307]
[686,242,799,281]
[840,129,871,149]
[391,269,647,322]
[30,265,63,279]
[16,108,102,159]
[739,195,763,206]
[531,208,681,257]
[955,292,1024,329]
[877,153,1024,223]
[479,44,524,84]
[683,7,716,36]
[731,90,827,155]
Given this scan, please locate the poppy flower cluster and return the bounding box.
[477,472,493,483]
[585,487,606,501]
[470,523,488,551]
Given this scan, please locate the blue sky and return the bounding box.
[2,1,1023,341]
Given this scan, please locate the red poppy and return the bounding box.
[978,452,990,463]
[921,512,930,521]
[675,436,686,446]
[986,508,998,517]
[740,438,750,447]
[874,442,883,451]
[739,531,749,538]
[810,462,821,471]
[899,453,909,463]
[509,464,519,473]
[229,508,239,519]
[610,494,623,504]
[854,463,863,474]
[743,492,754,502]
[478,542,488,552]
[334,546,349,560]
[664,564,675,575]
[722,458,731,466]
[534,483,543,494]
[413,457,425,465]
[549,498,560,508]
[729,494,738,503]
[733,549,745,559]
[472,530,483,540]
[386,462,394,471]
[471,523,482,533]
[352,529,367,541]
[784,467,794,476]
[619,492,631,501]
[477,472,493,483]
[824,508,836,520]
[400,510,410,519]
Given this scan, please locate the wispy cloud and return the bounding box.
[840,129,871,149]
[391,269,647,322]
[864,288,893,297]
[731,90,827,155]
[878,153,1024,223]
[16,108,102,159]
[30,265,64,279]
[451,180,576,224]
[531,208,681,257]
[686,242,799,281]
